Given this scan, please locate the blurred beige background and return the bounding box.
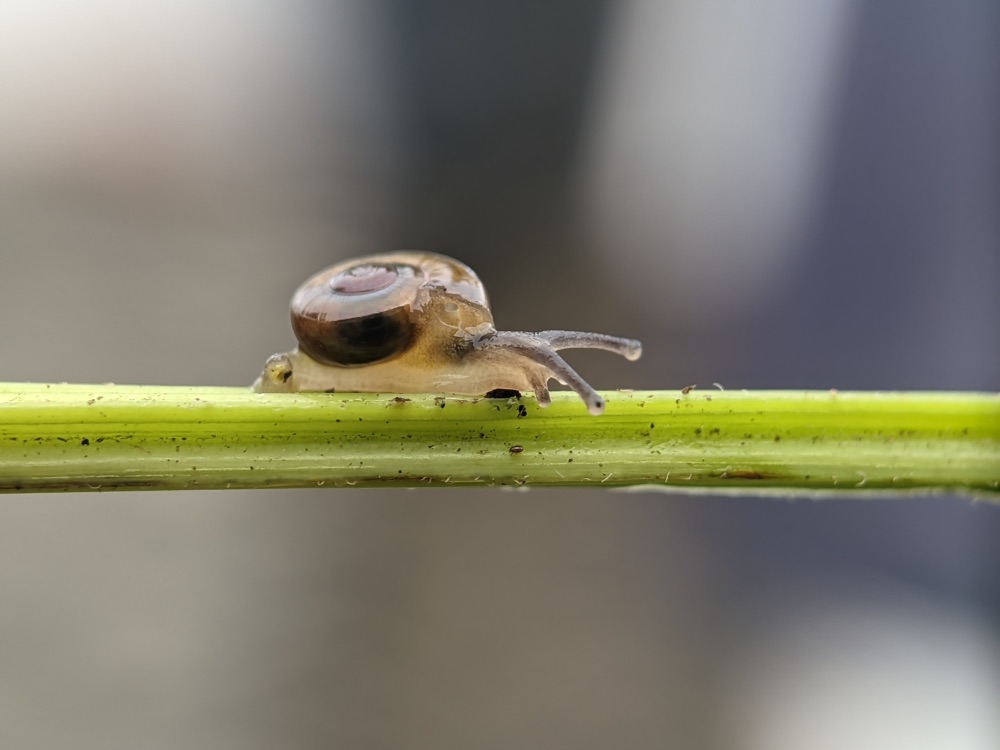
[1,2,998,748]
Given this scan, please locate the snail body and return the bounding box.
[253,251,641,414]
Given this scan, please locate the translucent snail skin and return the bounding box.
[253,252,642,415]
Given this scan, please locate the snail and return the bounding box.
[252,251,642,414]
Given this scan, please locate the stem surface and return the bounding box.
[0,383,997,497]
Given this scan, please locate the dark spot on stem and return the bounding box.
[485,388,521,399]
[725,470,768,480]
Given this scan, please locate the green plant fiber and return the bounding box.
[0,383,996,498]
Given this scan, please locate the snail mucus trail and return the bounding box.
[252,251,642,415]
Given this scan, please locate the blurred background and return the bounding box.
[1,1,998,747]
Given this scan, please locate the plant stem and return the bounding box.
[0,383,996,497]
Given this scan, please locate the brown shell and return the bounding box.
[290,251,488,367]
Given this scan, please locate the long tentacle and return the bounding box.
[535,331,643,360]
[475,332,605,414]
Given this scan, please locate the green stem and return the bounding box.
[0,383,997,497]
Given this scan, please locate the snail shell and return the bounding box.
[289,252,488,367]
[253,251,641,415]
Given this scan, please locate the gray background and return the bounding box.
[1,2,998,748]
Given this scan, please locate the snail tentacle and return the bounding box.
[475,332,605,415]
[526,372,552,408]
[534,331,643,361]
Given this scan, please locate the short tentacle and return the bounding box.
[475,332,605,414]
[526,371,552,408]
